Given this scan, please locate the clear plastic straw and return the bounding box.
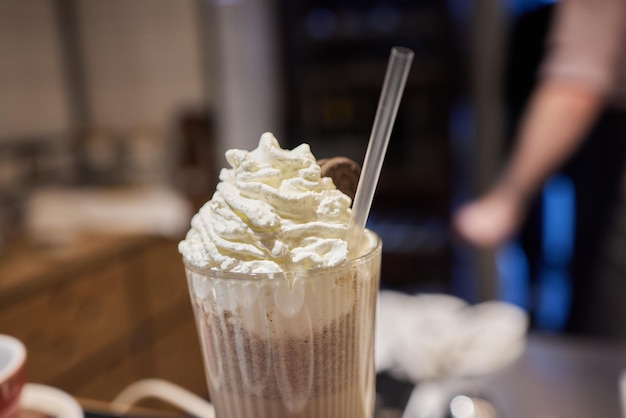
[347,46,414,253]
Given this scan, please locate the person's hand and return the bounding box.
[453,184,528,248]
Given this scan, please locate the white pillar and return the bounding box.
[207,0,283,157]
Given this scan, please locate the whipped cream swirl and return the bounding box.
[179,133,356,273]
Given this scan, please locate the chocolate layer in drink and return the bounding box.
[187,262,379,418]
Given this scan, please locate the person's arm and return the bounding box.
[454,80,602,248]
[499,80,603,201]
[454,0,624,249]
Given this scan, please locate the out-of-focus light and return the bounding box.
[542,174,575,265]
[535,174,574,331]
[447,0,473,21]
[535,266,571,331]
[306,8,337,40]
[506,0,559,16]
[450,395,475,418]
[495,241,531,310]
[367,5,400,34]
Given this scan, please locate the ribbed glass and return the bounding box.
[184,234,381,418]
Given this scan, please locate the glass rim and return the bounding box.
[182,231,381,281]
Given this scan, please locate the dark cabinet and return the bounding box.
[276,1,456,290]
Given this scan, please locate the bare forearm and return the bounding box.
[499,81,603,200]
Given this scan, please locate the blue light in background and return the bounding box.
[496,241,531,310]
[542,175,575,265]
[495,174,575,331]
[535,266,572,330]
[505,0,559,16]
[535,174,575,331]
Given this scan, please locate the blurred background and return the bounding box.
[0,0,596,324]
[1,0,625,412]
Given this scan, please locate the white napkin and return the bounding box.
[375,290,529,418]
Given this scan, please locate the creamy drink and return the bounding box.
[179,133,381,418]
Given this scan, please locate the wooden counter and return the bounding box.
[0,234,207,407]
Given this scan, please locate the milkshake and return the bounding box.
[180,133,381,418]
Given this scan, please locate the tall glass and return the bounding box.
[183,233,381,418]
